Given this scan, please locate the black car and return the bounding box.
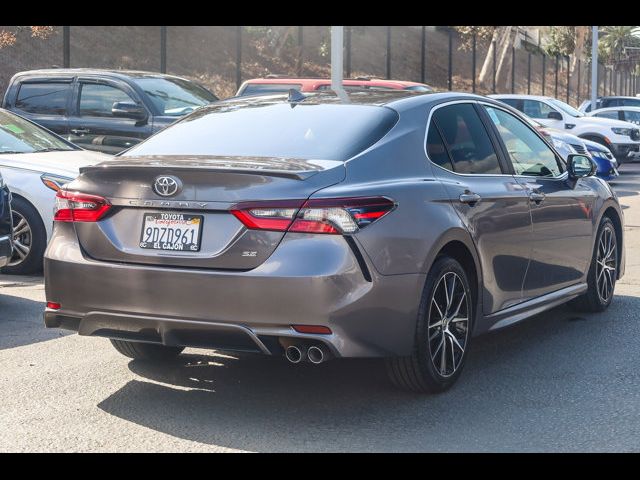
[2,69,219,154]
[0,172,13,267]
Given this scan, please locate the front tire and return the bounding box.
[110,339,184,360]
[1,197,46,275]
[386,256,474,393]
[570,216,618,313]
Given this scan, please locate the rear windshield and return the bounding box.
[123,103,399,161]
[239,83,302,96]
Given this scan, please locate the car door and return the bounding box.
[521,99,565,130]
[482,103,597,300]
[426,101,533,315]
[11,78,72,136]
[68,78,152,154]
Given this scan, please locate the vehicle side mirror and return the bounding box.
[112,101,147,122]
[547,111,563,121]
[567,154,596,180]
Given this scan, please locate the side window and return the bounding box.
[426,122,453,171]
[431,103,501,175]
[602,99,620,108]
[79,83,135,117]
[15,82,71,115]
[498,98,521,110]
[484,106,563,177]
[620,98,640,107]
[594,110,621,120]
[522,100,556,119]
[623,111,640,125]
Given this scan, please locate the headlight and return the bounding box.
[41,173,74,192]
[589,150,608,159]
[552,138,574,152]
[611,127,633,136]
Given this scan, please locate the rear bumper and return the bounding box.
[44,224,424,358]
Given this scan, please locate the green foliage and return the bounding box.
[545,27,576,57]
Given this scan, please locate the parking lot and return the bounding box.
[1,163,639,452]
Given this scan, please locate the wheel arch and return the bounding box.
[599,204,624,279]
[424,229,483,332]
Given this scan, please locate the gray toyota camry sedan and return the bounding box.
[44,90,624,393]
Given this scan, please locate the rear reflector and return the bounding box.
[46,302,61,310]
[54,190,111,223]
[291,325,332,335]
[231,197,395,235]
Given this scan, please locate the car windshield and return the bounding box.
[133,77,218,117]
[0,110,75,154]
[548,99,584,118]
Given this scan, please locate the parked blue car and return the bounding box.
[582,138,619,182]
[0,172,13,267]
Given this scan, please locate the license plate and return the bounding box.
[139,213,203,252]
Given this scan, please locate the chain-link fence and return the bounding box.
[1,25,638,105]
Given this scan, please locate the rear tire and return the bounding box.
[570,216,618,313]
[1,197,46,275]
[386,256,474,393]
[110,339,184,360]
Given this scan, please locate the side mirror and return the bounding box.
[111,101,147,121]
[547,111,563,121]
[567,154,596,180]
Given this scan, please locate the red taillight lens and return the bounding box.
[54,190,111,222]
[291,325,332,334]
[46,302,61,310]
[231,197,395,235]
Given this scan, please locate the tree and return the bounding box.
[0,26,54,49]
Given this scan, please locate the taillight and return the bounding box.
[54,190,111,222]
[230,197,395,235]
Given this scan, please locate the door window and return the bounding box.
[15,82,71,115]
[522,100,557,119]
[79,83,136,117]
[430,103,501,174]
[484,106,563,177]
[426,122,453,171]
[622,110,640,125]
[594,110,621,120]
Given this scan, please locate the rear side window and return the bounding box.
[15,82,71,115]
[431,103,501,174]
[239,83,302,96]
[426,123,453,171]
[522,100,556,119]
[79,83,135,117]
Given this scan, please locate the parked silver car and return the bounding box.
[44,91,625,392]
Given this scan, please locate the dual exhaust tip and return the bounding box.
[285,345,325,364]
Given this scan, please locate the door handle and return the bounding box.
[459,192,481,205]
[529,192,546,204]
[70,128,90,135]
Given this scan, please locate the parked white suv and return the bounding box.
[490,94,640,163]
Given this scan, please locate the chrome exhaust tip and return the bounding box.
[285,345,303,364]
[307,345,324,364]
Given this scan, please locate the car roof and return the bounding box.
[591,106,640,113]
[217,90,491,112]
[11,68,193,82]
[241,77,430,89]
[490,94,553,102]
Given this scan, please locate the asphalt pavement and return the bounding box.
[1,164,640,452]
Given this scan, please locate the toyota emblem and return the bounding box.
[153,176,182,197]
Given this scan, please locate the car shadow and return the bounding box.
[0,285,71,350]
[97,294,640,452]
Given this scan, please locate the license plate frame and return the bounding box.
[139,212,204,252]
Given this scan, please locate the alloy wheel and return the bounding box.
[427,271,470,378]
[596,225,617,303]
[8,210,32,267]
